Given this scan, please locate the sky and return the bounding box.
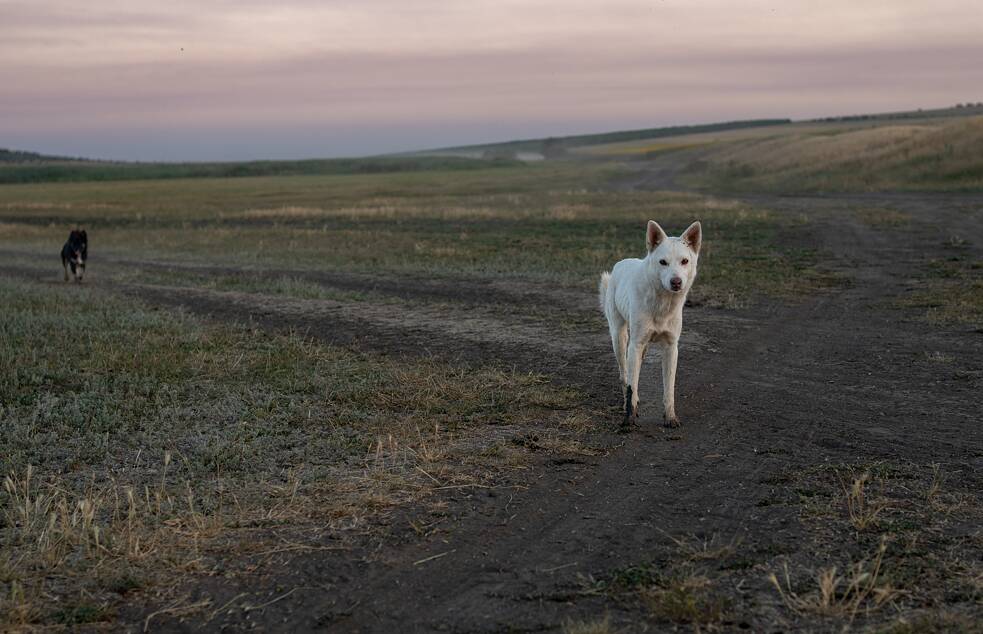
[2,0,982,161]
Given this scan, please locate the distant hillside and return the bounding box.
[0,148,84,163]
[0,155,522,184]
[419,119,793,159]
[416,104,983,160]
[7,102,981,186]
[809,102,983,124]
[680,114,983,192]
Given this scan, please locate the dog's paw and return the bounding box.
[621,403,640,431]
[619,413,639,433]
[664,415,681,429]
[621,410,634,429]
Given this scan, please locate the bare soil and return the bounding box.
[6,172,982,632]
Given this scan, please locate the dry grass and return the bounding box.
[765,460,982,628]
[663,532,742,563]
[841,472,889,531]
[769,538,900,620]
[855,207,912,228]
[684,115,983,192]
[0,458,221,628]
[562,615,617,634]
[925,464,944,504]
[586,141,708,157]
[572,121,866,158]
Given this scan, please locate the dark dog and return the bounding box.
[61,229,88,282]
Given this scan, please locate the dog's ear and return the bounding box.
[682,221,702,254]
[646,220,667,253]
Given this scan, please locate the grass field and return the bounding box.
[0,161,843,626]
[0,162,840,305]
[1,134,980,630]
[0,275,588,626]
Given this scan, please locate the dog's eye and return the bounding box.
[681,258,689,265]
[659,259,668,266]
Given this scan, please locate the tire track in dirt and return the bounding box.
[0,247,591,311]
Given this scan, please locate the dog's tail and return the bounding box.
[598,272,611,312]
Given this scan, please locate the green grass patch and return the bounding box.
[897,256,983,327]
[641,574,729,625]
[595,562,731,627]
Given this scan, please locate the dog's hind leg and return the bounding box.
[659,340,680,427]
[607,317,628,388]
[62,256,69,282]
[602,274,631,416]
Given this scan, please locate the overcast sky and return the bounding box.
[2,0,981,161]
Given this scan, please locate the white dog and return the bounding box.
[599,220,702,428]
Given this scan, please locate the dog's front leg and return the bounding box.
[660,340,680,427]
[624,338,646,427]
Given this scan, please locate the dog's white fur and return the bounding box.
[599,220,702,427]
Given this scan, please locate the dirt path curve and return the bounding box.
[279,197,980,632]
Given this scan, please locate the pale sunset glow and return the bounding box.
[3,0,981,160]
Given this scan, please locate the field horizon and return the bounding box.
[5,101,983,172]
